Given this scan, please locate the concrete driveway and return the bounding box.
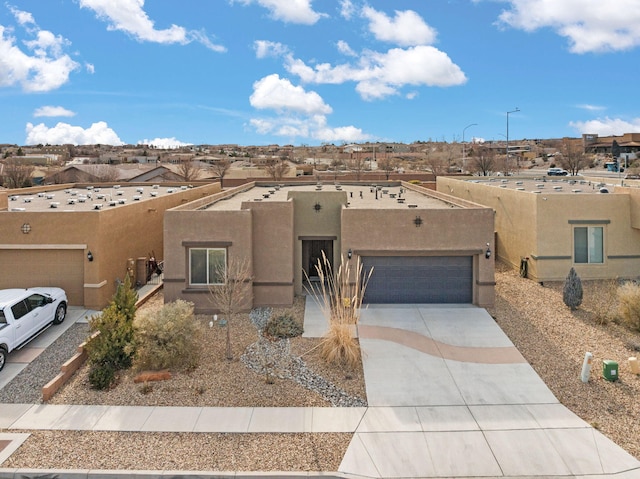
[331,304,640,478]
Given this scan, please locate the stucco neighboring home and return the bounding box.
[163,181,496,314]
[0,182,220,309]
[46,164,189,184]
[438,176,640,282]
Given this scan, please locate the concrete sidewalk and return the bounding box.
[1,300,639,478]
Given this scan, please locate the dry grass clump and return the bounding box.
[305,252,372,368]
[617,282,640,332]
[134,299,203,372]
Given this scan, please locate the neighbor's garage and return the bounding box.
[362,256,473,303]
[0,249,84,305]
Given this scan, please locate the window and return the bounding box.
[190,248,226,285]
[11,300,30,320]
[574,226,603,264]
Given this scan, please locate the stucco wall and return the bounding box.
[163,209,253,314]
[438,177,640,282]
[0,182,220,309]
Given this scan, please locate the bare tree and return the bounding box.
[2,157,34,188]
[376,156,397,180]
[346,155,367,180]
[210,158,231,187]
[88,164,119,182]
[177,159,201,181]
[470,146,496,176]
[559,141,587,176]
[264,158,290,181]
[422,152,448,177]
[208,256,253,360]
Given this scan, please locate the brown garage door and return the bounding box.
[0,249,84,305]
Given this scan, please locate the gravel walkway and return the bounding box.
[0,322,89,404]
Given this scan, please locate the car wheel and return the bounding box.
[0,347,7,372]
[53,303,67,325]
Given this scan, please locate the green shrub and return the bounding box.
[134,300,202,372]
[86,277,137,390]
[617,282,640,331]
[264,313,303,338]
[87,303,136,389]
[563,267,583,311]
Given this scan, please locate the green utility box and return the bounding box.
[603,360,619,382]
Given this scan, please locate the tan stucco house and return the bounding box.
[438,176,640,282]
[0,182,220,309]
[163,181,496,314]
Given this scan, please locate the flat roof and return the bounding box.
[466,177,619,195]
[5,184,191,212]
[204,183,461,211]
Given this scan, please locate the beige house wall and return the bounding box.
[0,182,220,309]
[438,177,640,282]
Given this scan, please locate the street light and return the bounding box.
[462,123,478,172]
[506,108,520,172]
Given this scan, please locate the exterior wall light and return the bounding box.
[485,243,491,259]
[347,248,353,260]
[21,223,31,234]
[414,216,423,227]
[87,251,94,262]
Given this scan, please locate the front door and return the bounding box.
[303,239,334,281]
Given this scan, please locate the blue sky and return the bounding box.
[1,0,639,148]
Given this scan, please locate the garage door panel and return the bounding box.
[363,256,472,304]
[0,250,84,305]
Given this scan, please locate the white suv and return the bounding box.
[0,287,67,371]
[547,167,569,176]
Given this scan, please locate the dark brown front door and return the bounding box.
[303,239,333,280]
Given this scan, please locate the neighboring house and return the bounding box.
[438,176,640,282]
[164,181,495,314]
[0,182,220,309]
[46,164,188,184]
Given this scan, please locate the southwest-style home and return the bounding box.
[163,181,496,313]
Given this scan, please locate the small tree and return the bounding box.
[208,256,253,360]
[563,267,583,310]
[264,158,290,181]
[86,276,138,389]
[210,158,231,187]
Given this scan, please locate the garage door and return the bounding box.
[362,256,473,304]
[0,249,84,305]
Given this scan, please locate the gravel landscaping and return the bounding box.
[2,263,640,470]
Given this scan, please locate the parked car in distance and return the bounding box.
[547,167,569,176]
[0,287,67,371]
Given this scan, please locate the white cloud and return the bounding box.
[336,40,357,57]
[249,115,370,143]
[497,0,640,53]
[0,24,80,92]
[286,45,466,100]
[250,74,332,115]
[577,103,606,111]
[339,0,355,20]
[570,117,640,136]
[254,40,289,58]
[362,6,437,46]
[34,106,76,117]
[79,0,225,51]
[8,6,35,27]
[25,121,124,145]
[85,62,95,74]
[138,137,193,148]
[235,0,326,25]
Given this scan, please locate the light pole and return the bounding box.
[462,123,478,173]
[506,108,520,172]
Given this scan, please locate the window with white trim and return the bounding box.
[189,248,226,285]
[574,226,603,264]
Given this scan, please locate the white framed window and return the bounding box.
[189,248,226,285]
[574,226,603,264]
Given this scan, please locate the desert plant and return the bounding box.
[208,256,253,360]
[86,277,138,389]
[134,300,202,371]
[563,267,583,310]
[264,313,303,339]
[304,251,373,367]
[593,278,619,325]
[617,282,640,331]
